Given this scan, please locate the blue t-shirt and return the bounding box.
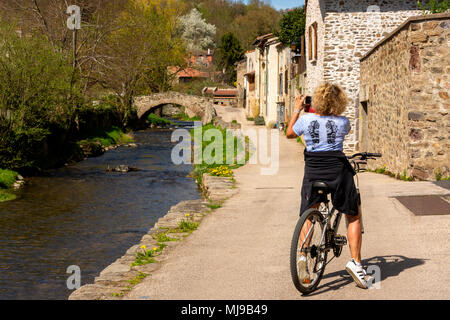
[292,114,351,152]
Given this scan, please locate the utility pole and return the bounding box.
[67,5,81,68]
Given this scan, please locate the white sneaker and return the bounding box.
[297,255,311,284]
[345,259,368,289]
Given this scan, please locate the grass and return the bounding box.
[435,170,450,181]
[154,233,178,243]
[128,272,148,286]
[0,169,18,189]
[78,126,133,148]
[367,167,416,181]
[400,170,414,182]
[131,244,167,267]
[178,220,199,233]
[0,191,16,202]
[131,252,156,267]
[172,110,201,121]
[207,201,223,210]
[111,272,149,298]
[147,113,174,126]
[191,123,250,185]
[0,169,18,202]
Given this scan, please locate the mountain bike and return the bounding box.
[290,152,382,294]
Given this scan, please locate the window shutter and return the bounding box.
[308,26,312,60]
[313,22,318,61]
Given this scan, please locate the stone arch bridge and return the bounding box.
[133,92,217,125]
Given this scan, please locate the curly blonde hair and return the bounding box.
[312,83,349,116]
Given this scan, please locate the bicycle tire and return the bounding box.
[290,207,328,295]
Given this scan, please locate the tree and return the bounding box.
[180,0,280,51]
[91,0,187,124]
[276,7,306,46]
[178,8,216,52]
[231,0,281,50]
[0,22,79,171]
[417,0,449,13]
[216,32,245,83]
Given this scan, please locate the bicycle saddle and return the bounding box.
[312,181,329,189]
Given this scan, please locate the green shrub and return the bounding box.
[254,116,266,126]
[147,113,173,126]
[79,126,133,148]
[0,22,80,171]
[417,0,449,13]
[0,169,18,189]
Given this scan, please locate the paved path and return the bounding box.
[126,110,450,300]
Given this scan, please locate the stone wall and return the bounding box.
[360,13,450,180]
[305,0,326,95]
[306,0,421,151]
[236,60,246,109]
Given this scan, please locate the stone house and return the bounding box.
[305,0,421,151]
[202,88,238,107]
[360,13,449,180]
[244,50,258,118]
[236,58,247,109]
[246,34,299,128]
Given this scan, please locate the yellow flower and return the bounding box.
[153,247,158,251]
[185,213,190,217]
[140,245,147,250]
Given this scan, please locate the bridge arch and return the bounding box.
[133,92,217,124]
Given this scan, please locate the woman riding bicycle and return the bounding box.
[286,82,368,289]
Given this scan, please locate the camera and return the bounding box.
[304,96,312,105]
[303,96,312,113]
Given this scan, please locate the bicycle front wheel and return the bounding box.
[290,208,328,295]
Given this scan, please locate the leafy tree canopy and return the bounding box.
[417,0,449,13]
[178,8,216,52]
[276,7,306,46]
[216,32,245,83]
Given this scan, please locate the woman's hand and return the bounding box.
[295,95,307,111]
[287,95,306,139]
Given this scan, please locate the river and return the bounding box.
[0,127,201,300]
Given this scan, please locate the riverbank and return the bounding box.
[0,125,135,203]
[69,120,247,300]
[0,128,200,299]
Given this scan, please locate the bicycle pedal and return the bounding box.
[333,234,347,246]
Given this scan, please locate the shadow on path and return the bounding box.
[305,255,427,297]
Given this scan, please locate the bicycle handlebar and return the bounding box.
[348,152,382,160]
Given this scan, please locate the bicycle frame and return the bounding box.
[301,155,378,264]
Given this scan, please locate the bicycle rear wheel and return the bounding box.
[290,207,328,295]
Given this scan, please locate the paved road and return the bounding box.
[126,112,450,300]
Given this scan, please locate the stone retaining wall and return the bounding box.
[360,13,450,180]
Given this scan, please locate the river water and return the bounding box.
[0,128,200,300]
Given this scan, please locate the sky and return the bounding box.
[244,0,305,10]
[270,0,305,10]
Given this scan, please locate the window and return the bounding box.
[308,22,318,61]
[279,73,283,95]
[285,72,289,95]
